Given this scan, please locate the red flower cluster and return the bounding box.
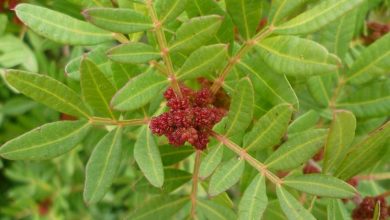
[352,196,388,220]
[150,85,226,150]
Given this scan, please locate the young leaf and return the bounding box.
[274,0,365,35]
[336,80,390,118]
[288,110,320,134]
[155,0,188,24]
[323,110,356,174]
[335,121,390,180]
[244,104,293,151]
[107,42,161,64]
[5,70,91,118]
[238,57,299,109]
[198,199,237,220]
[256,36,340,77]
[127,196,189,220]
[134,169,191,194]
[134,126,164,187]
[169,15,223,53]
[283,174,356,198]
[238,174,268,220]
[80,58,117,119]
[224,77,254,137]
[0,120,91,160]
[177,44,228,80]
[345,33,390,85]
[84,127,122,204]
[111,70,168,111]
[83,8,153,34]
[265,129,328,171]
[225,0,263,39]
[276,186,316,220]
[15,4,112,45]
[199,144,223,179]
[209,157,245,196]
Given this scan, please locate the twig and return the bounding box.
[211,131,282,185]
[190,150,202,219]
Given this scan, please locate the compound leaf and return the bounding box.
[155,0,188,24]
[107,42,161,64]
[276,186,316,220]
[198,199,237,220]
[238,174,268,220]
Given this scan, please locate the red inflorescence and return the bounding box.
[303,163,321,174]
[150,85,226,150]
[352,196,389,220]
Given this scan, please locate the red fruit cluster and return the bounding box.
[150,85,226,150]
[352,196,388,220]
[303,163,321,174]
[363,22,390,45]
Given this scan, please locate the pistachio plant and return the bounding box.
[0,0,389,219]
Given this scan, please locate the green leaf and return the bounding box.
[323,110,356,174]
[80,58,117,119]
[134,126,164,187]
[15,4,112,45]
[225,0,263,39]
[83,8,152,33]
[345,33,390,85]
[0,35,38,72]
[276,186,316,220]
[209,157,245,196]
[274,0,365,35]
[244,104,293,151]
[185,0,234,44]
[256,36,340,77]
[0,14,7,36]
[111,63,139,89]
[169,15,223,53]
[327,199,350,220]
[238,174,268,220]
[315,10,358,60]
[288,110,320,134]
[160,145,194,166]
[238,57,299,109]
[65,45,112,80]
[307,74,335,107]
[198,199,237,220]
[372,201,381,220]
[265,129,328,171]
[111,70,168,111]
[177,44,228,80]
[284,174,356,198]
[127,196,189,220]
[0,120,90,160]
[335,121,390,180]
[269,0,309,25]
[155,0,188,24]
[199,144,223,179]
[224,78,254,137]
[263,200,287,220]
[5,70,91,118]
[84,127,122,204]
[336,80,390,118]
[134,169,191,194]
[107,42,161,64]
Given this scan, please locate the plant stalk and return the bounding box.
[190,150,202,219]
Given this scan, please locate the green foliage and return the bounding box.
[0,0,389,219]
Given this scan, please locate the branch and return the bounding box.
[210,27,274,94]
[211,131,282,185]
[146,0,182,98]
[190,150,202,219]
